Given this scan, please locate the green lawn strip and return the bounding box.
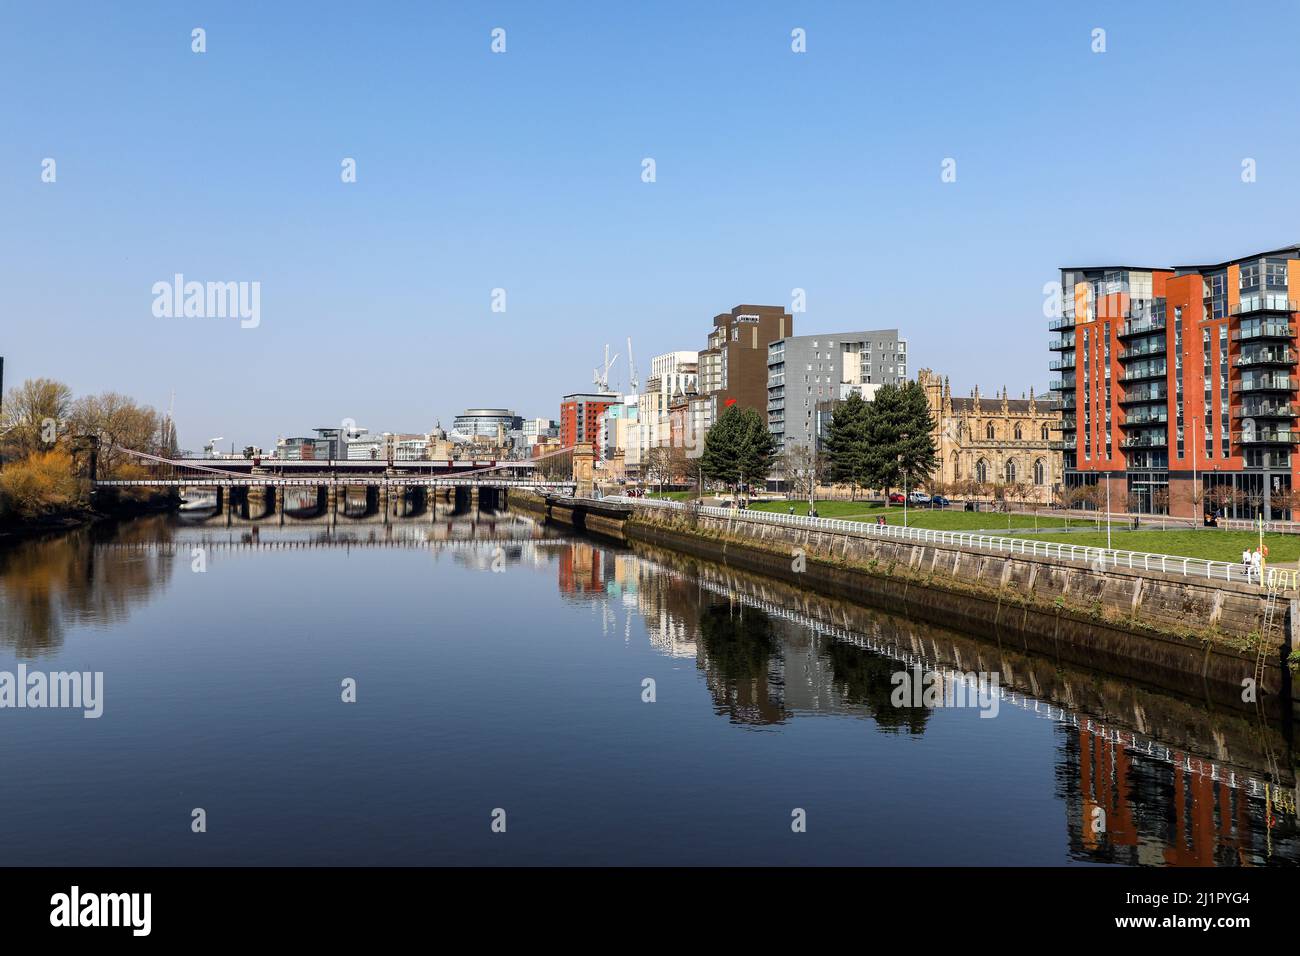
[1009,528,1300,564]
[748,499,1069,532]
[646,491,697,501]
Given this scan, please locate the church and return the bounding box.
[917,369,1062,502]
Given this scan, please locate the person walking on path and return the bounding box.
[1251,548,1263,584]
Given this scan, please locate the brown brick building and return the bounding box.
[695,304,793,431]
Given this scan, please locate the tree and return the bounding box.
[643,446,674,492]
[700,406,777,498]
[825,392,871,500]
[780,444,821,505]
[68,392,166,478]
[1,378,73,462]
[859,382,938,501]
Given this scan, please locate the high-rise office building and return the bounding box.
[767,329,907,452]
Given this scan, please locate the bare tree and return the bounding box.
[1,378,73,462]
[642,446,674,493]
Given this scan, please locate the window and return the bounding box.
[1014,423,1022,441]
[1005,459,1017,484]
[975,458,988,483]
[1034,458,1046,485]
[1040,423,1049,441]
[986,422,995,440]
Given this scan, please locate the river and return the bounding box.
[0,504,1294,865]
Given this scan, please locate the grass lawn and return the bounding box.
[646,490,697,501]
[747,499,1072,532]
[1010,528,1300,564]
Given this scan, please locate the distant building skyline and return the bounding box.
[7,3,1297,450]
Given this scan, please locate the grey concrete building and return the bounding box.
[768,329,909,452]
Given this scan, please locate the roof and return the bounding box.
[950,396,1037,414]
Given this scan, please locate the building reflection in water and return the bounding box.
[2,522,1295,865]
[556,537,1298,866]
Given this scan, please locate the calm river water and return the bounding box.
[0,505,1295,866]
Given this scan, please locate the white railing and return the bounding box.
[608,496,1296,591]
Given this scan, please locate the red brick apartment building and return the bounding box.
[1051,246,1300,519]
[559,392,617,454]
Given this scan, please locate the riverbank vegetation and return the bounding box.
[0,376,177,525]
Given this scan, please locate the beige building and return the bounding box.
[918,368,1061,501]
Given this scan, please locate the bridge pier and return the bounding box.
[277,486,285,525]
[379,483,390,524]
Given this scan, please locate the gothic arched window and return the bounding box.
[1005,459,1017,484]
[1014,423,1023,440]
[985,422,995,440]
[1034,458,1046,485]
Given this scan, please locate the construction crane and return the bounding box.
[626,337,639,393]
[592,343,619,393]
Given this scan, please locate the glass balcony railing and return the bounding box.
[1119,342,1166,361]
[1232,377,1293,393]
[1234,429,1300,444]
[1048,335,1075,351]
[1120,433,1169,449]
[1231,293,1298,316]
[1049,378,1074,391]
[1234,402,1295,418]
[1232,323,1295,342]
[1049,355,1075,371]
[1120,410,1168,426]
[1236,348,1296,368]
[1118,386,1167,405]
[1118,362,1167,383]
[1118,318,1166,339]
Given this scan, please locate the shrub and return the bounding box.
[0,448,80,520]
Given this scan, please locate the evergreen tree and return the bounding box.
[860,382,937,497]
[701,405,776,494]
[824,392,872,499]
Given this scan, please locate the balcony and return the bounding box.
[1048,314,1074,332]
[1232,377,1293,394]
[1120,410,1168,427]
[1120,434,1168,449]
[1048,335,1075,351]
[1047,440,1073,451]
[1049,354,1075,371]
[1118,318,1166,339]
[1234,429,1300,445]
[1053,417,1076,431]
[1234,403,1296,419]
[1049,378,1075,392]
[1230,294,1298,316]
[1232,323,1295,342]
[1118,342,1166,361]
[1235,348,1296,368]
[1118,387,1167,406]
[1118,363,1167,383]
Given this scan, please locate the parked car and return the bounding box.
[929,495,951,507]
[909,491,932,504]
[888,492,906,503]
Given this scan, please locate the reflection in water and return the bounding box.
[0,517,176,658]
[0,517,1295,865]
[560,537,1298,866]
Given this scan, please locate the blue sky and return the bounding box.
[4,0,1300,451]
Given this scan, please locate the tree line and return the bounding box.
[695,382,939,501]
[0,377,177,521]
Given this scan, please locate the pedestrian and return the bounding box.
[1251,548,1263,583]
[1242,547,1252,580]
